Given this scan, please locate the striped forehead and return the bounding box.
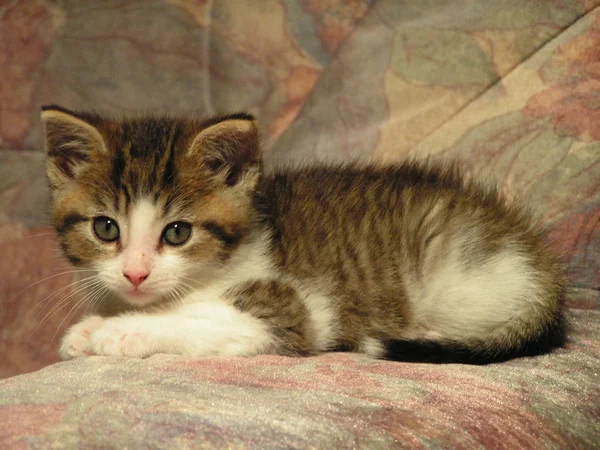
[110,119,181,209]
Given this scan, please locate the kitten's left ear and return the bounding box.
[189,114,260,187]
[41,105,107,189]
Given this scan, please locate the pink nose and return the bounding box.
[123,271,149,288]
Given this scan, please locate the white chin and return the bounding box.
[121,290,161,307]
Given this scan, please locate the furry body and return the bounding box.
[42,107,566,364]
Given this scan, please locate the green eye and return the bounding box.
[163,222,191,246]
[93,216,120,242]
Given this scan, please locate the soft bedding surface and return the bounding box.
[1,310,598,449]
[1,1,599,448]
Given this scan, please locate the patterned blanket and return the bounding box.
[1,1,599,448]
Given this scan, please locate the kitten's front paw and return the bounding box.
[90,319,153,358]
[60,315,105,359]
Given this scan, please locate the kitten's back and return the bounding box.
[258,161,566,363]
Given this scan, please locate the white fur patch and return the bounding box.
[297,289,338,351]
[405,236,538,341]
[124,199,162,250]
[61,300,275,359]
[172,301,275,356]
[359,337,385,358]
[182,230,276,303]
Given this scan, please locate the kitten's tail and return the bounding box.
[383,311,568,364]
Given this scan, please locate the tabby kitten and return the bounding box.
[41,106,566,364]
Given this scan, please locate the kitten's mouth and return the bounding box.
[122,288,157,305]
[126,289,149,298]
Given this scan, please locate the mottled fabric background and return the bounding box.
[1,1,599,448]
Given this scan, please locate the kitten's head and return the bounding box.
[41,106,261,307]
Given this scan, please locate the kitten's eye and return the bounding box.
[163,222,192,246]
[93,216,120,242]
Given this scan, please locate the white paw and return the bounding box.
[90,319,154,358]
[59,315,105,359]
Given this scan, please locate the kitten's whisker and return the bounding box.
[53,264,96,272]
[177,279,195,291]
[51,297,87,344]
[51,283,107,344]
[166,289,179,306]
[73,284,108,328]
[177,284,190,300]
[177,287,189,303]
[29,293,89,342]
[51,297,89,345]
[16,270,98,298]
[33,276,101,327]
[58,283,108,340]
[27,276,101,340]
[167,286,183,305]
[177,281,196,297]
[87,284,109,310]
[34,276,100,313]
[22,232,55,239]
[170,283,189,305]
[179,275,206,289]
[33,279,103,335]
[88,287,109,316]
[32,279,104,338]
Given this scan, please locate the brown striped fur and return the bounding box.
[226,279,314,356]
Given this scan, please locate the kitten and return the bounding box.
[41,105,566,364]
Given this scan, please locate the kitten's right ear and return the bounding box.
[41,105,106,188]
[187,114,260,188]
